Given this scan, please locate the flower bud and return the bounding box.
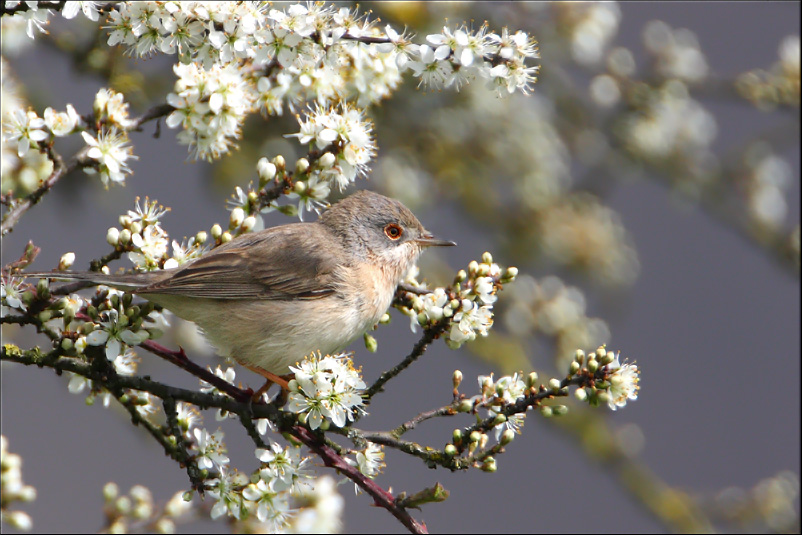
[503,266,518,281]
[492,413,507,426]
[229,207,245,228]
[452,429,462,443]
[103,482,119,502]
[468,260,479,275]
[452,370,463,390]
[195,231,207,244]
[548,378,561,392]
[458,399,473,412]
[38,310,52,322]
[500,429,515,446]
[61,338,74,352]
[293,180,306,194]
[569,361,580,375]
[575,388,588,402]
[272,154,285,170]
[363,332,378,352]
[241,216,257,232]
[587,358,598,373]
[600,351,614,366]
[481,456,497,472]
[454,269,467,283]
[379,313,391,324]
[106,227,120,245]
[444,444,458,456]
[211,224,222,240]
[36,278,50,300]
[129,221,142,235]
[526,371,539,389]
[540,406,553,418]
[318,151,336,168]
[574,349,585,364]
[257,157,277,181]
[221,232,232,244]
[119,229,131,245]
[469,431,481,444]
[295,158,309,174]
[59,252,76,271]
[481,252,493,264]
[119,215,132,227]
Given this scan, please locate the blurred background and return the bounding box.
[2,2,799,533]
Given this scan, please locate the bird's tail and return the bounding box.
[23,271,166,291]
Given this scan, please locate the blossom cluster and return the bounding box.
[0,435,36,531]
[286,352,366,430]
[106,197,207,271]
[290,103,375,193]
[572,347,640,411]
[400,252,517,349]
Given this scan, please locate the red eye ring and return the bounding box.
[384,223,403,240]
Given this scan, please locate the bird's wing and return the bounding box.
[137,225,340,300]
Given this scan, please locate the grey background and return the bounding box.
[2,2,799,533]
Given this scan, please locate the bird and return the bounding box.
[26,190,455,389]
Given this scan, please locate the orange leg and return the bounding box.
[242,362,292,401]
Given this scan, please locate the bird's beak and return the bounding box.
[416,232,457,248]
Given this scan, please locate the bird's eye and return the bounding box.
[384,223,403,240]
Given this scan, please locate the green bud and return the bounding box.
[454,269,467,283]
[468,260,479,274]
[481,456,497,472]
[21,290,35,306]
[277,204,298,217]
[122,293,133,309]
[481,251,493,264]
[363,332,378,353]
[574,349,585,364]
[449,299,461,310]
[587,358,599,373]
[444,444,458,456]
[80,322,95,335]
[575,388,588,402]
[458,399,473,412]
[126,306,139,318]
[469,431,481,444]
[85,395,95,406]
[452,429,462,443]
[53,297,68,310]
[38,311,52,323]
[221,232,232,244]
[452,370,463,390]
[86,306,98,320]
[61,338,74,351]
[525,372,538,389]
[548,378,561,392]
[319,419,330,431]
[600,351,614,366]
[503,266,518,281]
[110,294,120,309]
[500,429,515,446]
[416,312,428,326]
[540,406,553,418]
[492,413,507,426]
[210,224,222,239]
[63,308,75,327]
[36,279,50,300]
[553,405,569,416]
[597,347,607,359]
[103,482,119,502]
[195,231,208,244]
[115,496,132,515]
[379,313,391,324]
[569,361,580,375]
[119,229,131,245]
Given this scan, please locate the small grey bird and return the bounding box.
[27,190,455,383]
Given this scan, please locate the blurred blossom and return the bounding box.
[643,21,708,83]
[503,275,611,364]
[559,2,621,66]
[589,74,621,108]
